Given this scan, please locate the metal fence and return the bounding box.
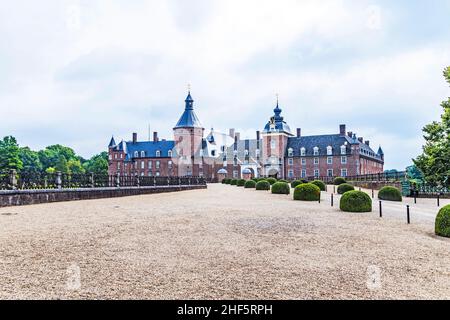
[282,171,408,184]
[0,170,206,191]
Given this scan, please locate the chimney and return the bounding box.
[296,128,302,138]
[347,131,353,138]
[235,132,240,141]
[132,133,137,143]
[153,132,159,142]
[358,137,363,143]
[229,128,235,139]
[339,124,346,136]
[256,131,260,140]
[365,140,370,146]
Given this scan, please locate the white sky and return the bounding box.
[1,0,450,169]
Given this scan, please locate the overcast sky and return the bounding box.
[1,0,450,169]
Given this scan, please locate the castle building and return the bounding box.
[108,91,384,180]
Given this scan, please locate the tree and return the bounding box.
[0,136,23,171]
[19,147,42,173]
[38,145,77,172]
[67,159,85,174]
[54,155,69,173]
[82,152,108,174]
[406,165,424,181]
[414,67,450,186]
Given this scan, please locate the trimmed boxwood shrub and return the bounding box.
[230,179,238,186]
[237,179,246,187]
[271,182,291,195]
[337,183,355,194]
[266,178,277,185]
[256,180,271,191]
[334,177,347,185]
[435,205,450,238]
[291,180,304,188]
[293,183,321,201]
[222,178,231,184]
[340,191,372,212]
[244,180,256,189]
[311,180,326,191]
[378,186,402,202]
[278,179,289,184]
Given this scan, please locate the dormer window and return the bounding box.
[141,151,145,158]
[327,146,333,156]
[134,151,139,158]
[245,149,249,156]
[288,148,294,157]
[168,150,173,158]
[156,150,161,157]
[300,147,306,157]
[341,145,347,155]
[313,147,319,156]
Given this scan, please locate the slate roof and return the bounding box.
[174,92,203,129]
[108,136,116,148]
[263,102,293,135]
[112,140,176,160]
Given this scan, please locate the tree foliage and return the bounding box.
[414,67,450,186]
[0,136,23,171]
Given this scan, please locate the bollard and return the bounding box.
[56,171,62,189]
[414,196,417,204]
[9,169,17,190]
[319,194,321,204]
[437,195,440,207]
[379,201,382,218]
[407,205,410,224]
[333,185,336,194]
[331,193,334,207]
[372,188,374,199]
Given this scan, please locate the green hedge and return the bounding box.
[293,183,321,201]
[237,179,246,187]
[222,178,231,184]
[334,177,347,185]
[244,180,257,189]
[311,180,326,191]
[271,182,291,195]
[256,180,271,191]
[291,180,304,188]
[340,191,372,212]
[266,178,277,185]
[230,179,238,186]
[337,183,355,194]
[378,186,402,202]
[436,205,450,238]
[278,179,289,184]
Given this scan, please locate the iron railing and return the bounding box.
[0,170,206,191]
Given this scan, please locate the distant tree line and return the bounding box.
[0,136,108,175]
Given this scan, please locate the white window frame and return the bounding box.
[156,150,161,157]
[141,151,145,158]
[314,157,319,165]
[341,145,347,155]
[300,148,306,156]
[301,169,307,178]
[288,169,294,178]
[288,148,293,157]
[134,151,138,158]
[313,147,319,156]
[327,146,333,156]
[168,150,173,158]
[341,156,347,164]
[327,156,333,165]
[314,169,320,178]
[156,161,160,169]
[341,168,348,177]
[327,169,333,177]
[301,158,306,166]
[141,161,145,169]
[288,158,294,166]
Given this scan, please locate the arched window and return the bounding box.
[300,147,306,157]
[288,148,294,157]
[313,147,319,156]
[327,146,333,156]
[134,151,139,158]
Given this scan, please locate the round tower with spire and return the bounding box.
[173,89,205,176]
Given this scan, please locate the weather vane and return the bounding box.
[187,83,191,92]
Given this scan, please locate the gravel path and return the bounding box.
[1,184,449,300]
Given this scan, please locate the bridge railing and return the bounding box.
[0,170,206,191]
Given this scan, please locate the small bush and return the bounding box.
[244,180,257,189]
[266,178,277,185]
[340,191,372,212]
[334,177,347,185]
[237,179,246,187]
[256,180,271,191]
[311,180,326,191]
[293,183,321,201]
[291,180,304,188]
[222,178,230,184]
[271,182,291,195]
[378,186,402,202]
[278,179,289,184]
[337,183,355,194]
[435,205,450,238]
[230,179,238,186]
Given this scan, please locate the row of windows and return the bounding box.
[117,160,173,170]
[287,169,348,178]
[133,150,172,158]
[288,145,347,157]
[287,156,348,166]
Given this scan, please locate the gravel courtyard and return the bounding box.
[1,184,450,300]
